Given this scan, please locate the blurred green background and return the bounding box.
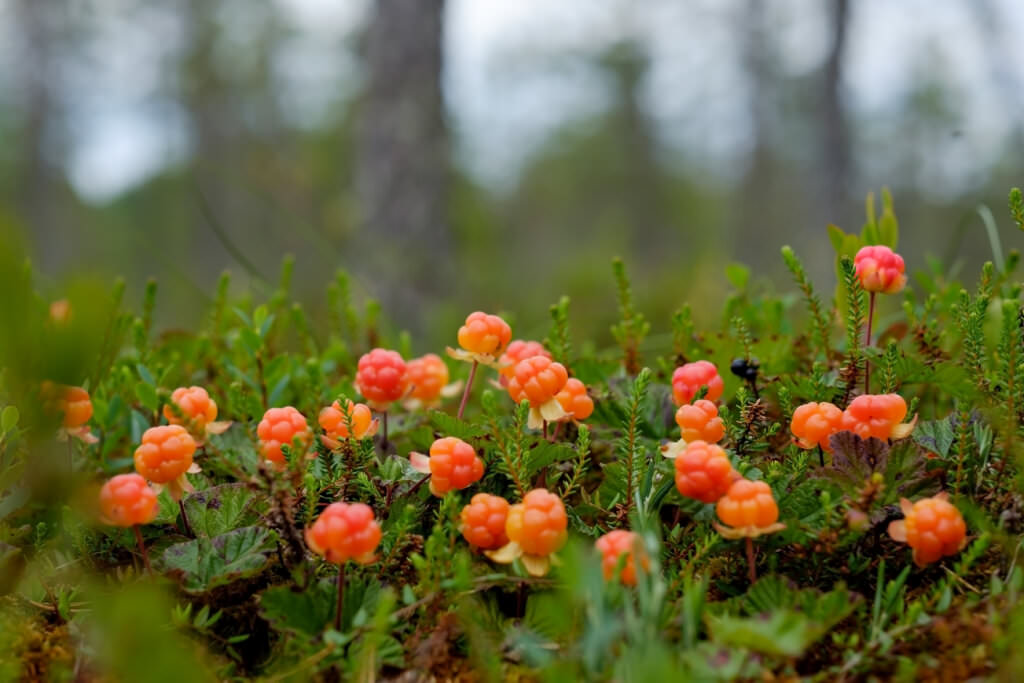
[2,0,1023,349]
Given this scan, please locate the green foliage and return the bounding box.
[610,258,650,374]
[162,526,275,593]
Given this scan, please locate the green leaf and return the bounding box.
[725,263,750,291]
[135,382,158,413]
[259,579,336,637]
[182,484,269,538]
[526,443,578,476]
[826,224,847,253]
[428,410,486,440]
[1,405,18,435]
[914,418,955,457]
[130,409,150,444]
[161,526,274,593]
[136,363,156,386]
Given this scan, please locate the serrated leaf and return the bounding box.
[914,418,955,457]
[259,576,382,636]
[428,410,485,440]
[183,484,269,538]
[526,443,577,476]
[162,526,273,593]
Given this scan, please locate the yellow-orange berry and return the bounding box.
[716,479,779,530]
[42,382,93,429]
[790,401,843,451]
[460,493,510,550]
[507,357,569,406]
[163,386,218,431]
[674,399,724,443]
[506,488,568,557]
[457,311,512,356]
[855,245,907,294]
[318,400,376,440]
[406,354,450,402]
[595,529,647,585]
[305,502,382,565]
[498,340,551,385]
[672,361,724,406]
[134,425,196,484]
[427,436,484,495]
[257,406,311,465]
[355,348,409,407]
[892,496,967,566]
[674,440,737,503]
[555,378,594,421]
[840,394,908,441]
[99,473,158,527]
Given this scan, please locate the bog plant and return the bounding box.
[2,188,1024,680]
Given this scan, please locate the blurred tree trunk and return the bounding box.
[819,0,851,223]
[355,0,451,335]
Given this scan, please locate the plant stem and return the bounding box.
[745,537,757,584]
[380,410,389,451]
[542,420,548,441]
[179,498,194,537]
[457,361,479,420]
[817,445,825,468]
[334,562,347,631]
[407,473,431,497]
[134,525,152,573]
[864,292,876,394]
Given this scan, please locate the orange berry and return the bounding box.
[406,354,450,402]
[460,493,510,550]
[42,382,93,429]
[507,357,569,406]
[318,400,376,440]
[99,473,158,527]
[672,361,724,406]
[257,406,311,465]
[506,488,568,557]
[305,501,382,565]
[457,311,512,356]
[498,340,551,385]
[49,299,71,323]
[674,440,736,503]
[427,437,485,495]
[164,386,218,431]
[134,425,196,484]
[355,348,409,407]
[854,245,906,294]
[595,529,647,585]
[716,479,779,530]
[555,378,594,421]
[840,394,908,441]
[893,496,967,566]
[674,399,724,443]
[790,401,843,451]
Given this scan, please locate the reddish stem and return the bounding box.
[380,410,390,451]
[457,361,479,421]
[178,498,194,537]
[745,537,757,584]
[134,525,152,574]
[864,291,876,394]
[334,562,347,631]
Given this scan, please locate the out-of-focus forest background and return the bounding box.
[2,0,1023,348]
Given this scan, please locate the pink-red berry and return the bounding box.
[672,361,724,406]
[99,473,158,527]
[355,348,409,408]
[854,245,907,294]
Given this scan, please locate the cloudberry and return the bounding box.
[555,378,594,421]
[672,361,724,406]
[164,385,226,436]
[507,356,569,429]
[888,494,967,566]
[409,436,485,497]
[674,399,725,443]
[99,473,158,527]
[855,245,907,294]
[840,394,911,441]
[305,502,382,565]
[257,406,312,465]
[49,299,71,323]
[42,382,93,429]
[460,493,510,550]
[672,440,737,504]
[487,488,568,576]
[404,354,460,409]
[456,311,512,357]
[318,399,378,446]
[134,425,199,499]
[355,348,409,410]
[498,340,551,386]
[715,479,785,539]
[790,401,843,451]
[595,529,648,586]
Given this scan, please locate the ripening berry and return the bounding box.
[164,386,218,432]
[460,493,510,550]
[556,378,594,421]
[498,340,551,385]
[506,488,568,557]
[414,436,485,497]
[716,479,779,532]
[674,440,737,503]
[134,425,197,484]
[840,394,908,441]
[595,530,648,586]
[406,354,450,403]
[49,299,71,323]
[854,245,907,294]
[674,399,725,443]
[99,473,158,527]
[790,401,843,451]
[319,400,377,441]
[457,311,512,356]
[508,357,569,406]
[305,502,382,565]
[888,494,967,566]
[672,361,724,406]
[355,348,409,409]
[257,406,312,465]
[42,382,93,429]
